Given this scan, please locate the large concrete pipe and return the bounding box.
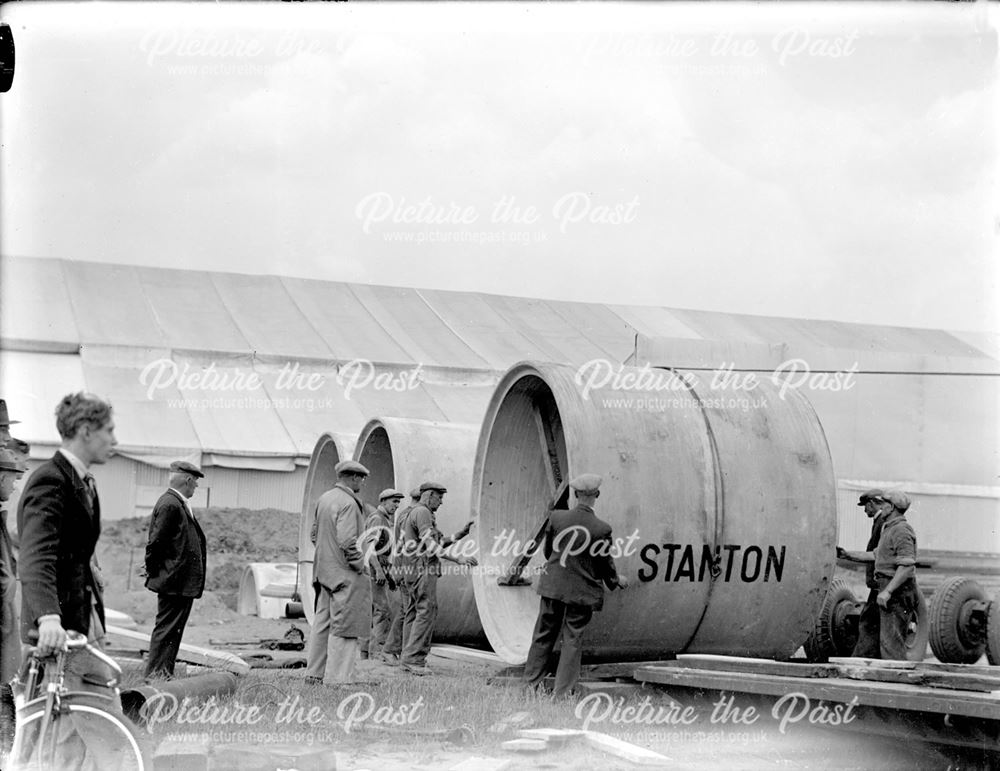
[237,563,297,619]
[299,432,355,624]
[355,417,486,643]
[471,361,837,663]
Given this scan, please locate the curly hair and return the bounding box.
[55,392,113,440]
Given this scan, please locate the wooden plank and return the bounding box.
[830,657,1000,678]
[518,728,587,741]
[105,624,250,675]
[833,665,1000,693]
[583,660,676,680]
[500,739,549,752]
[635,665,1000,721]
[430,645,507,665]
[673,654,1000,691]
[584,731,673,765]
[674,655,840,679]
[497,479,569,586]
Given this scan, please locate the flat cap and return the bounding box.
[569,473,602,494]
[170,460,204,478]
[882,490,911,512]
[857,488,885,506]
[379,488,404,501]
[0,448,25,473]
[0,399,19,427]
[419,481,448,494]
[409,487,421,499]
[335,459,369,477]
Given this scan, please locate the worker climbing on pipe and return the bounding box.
[523,473,629,698]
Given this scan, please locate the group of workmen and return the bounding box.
[303,458,632,697]
[304,459,479,682]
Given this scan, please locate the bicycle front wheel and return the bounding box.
[9,694,150,771]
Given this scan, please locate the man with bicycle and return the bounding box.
[18,393,116,661]
[13,393,132,769]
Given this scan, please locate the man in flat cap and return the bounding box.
[305,459,373,684]
[0,448,26,702]
[524,473,628,697]
[867,490,921,659]
[393,487,422,545]
[396,481,476,675]
[144,460,207,679]
[362,489,404,664]
[837,489,887,657]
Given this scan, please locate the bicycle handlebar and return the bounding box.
[23,633,123,677]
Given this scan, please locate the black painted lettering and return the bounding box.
[723,544,740,581]
[764,545,786,582]
[662,543,681,581]
[675,544,695,581]
[740,545,762,582]
[638,543,660,582]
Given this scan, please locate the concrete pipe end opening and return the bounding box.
[355,419,396,511]
[355,416,487,644]
[472,364,570,664]
[472,361,838,665]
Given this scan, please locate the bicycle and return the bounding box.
[6,633,149,771]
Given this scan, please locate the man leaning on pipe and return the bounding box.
[523,473,629,698]
[840,489,920,660]
[837,488,886,658]
[396,481,477,676]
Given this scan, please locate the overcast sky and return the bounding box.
[1,2,997,333]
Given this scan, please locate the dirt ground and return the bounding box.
[98,507,301,642]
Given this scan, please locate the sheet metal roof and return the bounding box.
[2,256,996,471]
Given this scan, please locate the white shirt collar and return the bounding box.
[169,487,193,511]
[58,448,89,481]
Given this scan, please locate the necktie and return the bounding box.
[84,473,97,503]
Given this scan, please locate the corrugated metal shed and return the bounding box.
[2,256,997,549]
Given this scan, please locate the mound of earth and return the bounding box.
[98,507,300,632]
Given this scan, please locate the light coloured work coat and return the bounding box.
[312,484,371,637]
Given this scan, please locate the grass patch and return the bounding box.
[131,663,676,764]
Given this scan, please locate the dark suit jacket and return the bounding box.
[537,503,620,610]
[145,489,207,598]
[17,452,104,642]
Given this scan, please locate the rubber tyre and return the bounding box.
[928,576,987,664]
[986,596,1000,666]
[9,693,150,771]
[803,579,858,662]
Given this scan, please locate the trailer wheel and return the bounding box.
[929,577,987,664]
[804,579,858,662]
[986,597,1000,666]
